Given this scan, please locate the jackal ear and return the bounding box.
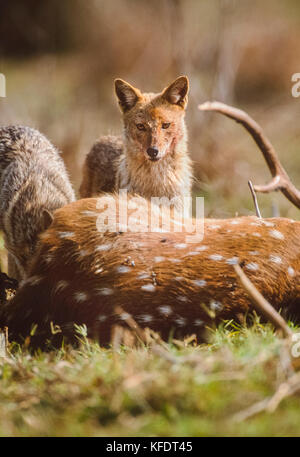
[115,79,141,113]
[41,209,54,232]
[162,76,189,109]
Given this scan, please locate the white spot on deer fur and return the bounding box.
[196,245,208,251]
[174,243,187,249]
[137,273,150,280]
[44,253,53,264]
[74,292,88,302]
[154,256,165,263]
[141,284,156,292]
[178,295,188,303]
[159,305,172,315]
[210,300,223,312]
[96,243,112,251]
[169,258,181,263]
[119,312,131,321]
[116,266,131,274]
[288,267,295,277]
[96,288,114,296]
[226,256,239,265]
[174,316,187,326]
[269,255,282,264]
[269,230,285,240]
[262,220,275,227]
[94,267,104,275]
[138,314,153,323]
[78,249,89,258]
[58,231,75,239]
[209,254,223,261]
[194,319,204,326]
[249,251,260,256]
[246,262,259,271]
[54,280,69,293]
[192,279,207,287]
[253,232,262,237]
[174,276,184,281]
[185,251,200,256]
[231,220,240,225]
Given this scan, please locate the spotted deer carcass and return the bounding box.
[0,193,298,347]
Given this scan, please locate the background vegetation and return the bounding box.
[0,0,299,437]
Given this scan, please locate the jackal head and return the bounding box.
[115,76,189,163]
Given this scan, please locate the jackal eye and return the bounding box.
[162,122,171,129]
[136,123,146,131]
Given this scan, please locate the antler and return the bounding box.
[199,101,300,209]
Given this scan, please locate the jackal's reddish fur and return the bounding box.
[79,77,192,210]
[1,195,299,346]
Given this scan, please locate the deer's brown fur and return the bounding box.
[1,195,299,346]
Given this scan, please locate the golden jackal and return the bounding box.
[80,76,192,210]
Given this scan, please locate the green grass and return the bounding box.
[1,319,299,437]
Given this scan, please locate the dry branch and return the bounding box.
[232,372,300,422]
[199,101,300,209]
[248,180,262,218]
[114,305,148,345]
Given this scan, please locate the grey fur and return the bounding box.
[0,126,75,279]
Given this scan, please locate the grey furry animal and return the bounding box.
[80,135,123,198]
[0,126,75,279]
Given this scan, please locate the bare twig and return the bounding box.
[232,398,270,422]
[233,264,293,339]
[267,372,300,412]
[232,372,300,422]
[114,305,148,345]
[199,101,300,209]
[248,180,262,218]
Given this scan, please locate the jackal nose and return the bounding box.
[147,147,159,159]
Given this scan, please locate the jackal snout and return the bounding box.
[146,146,159,161]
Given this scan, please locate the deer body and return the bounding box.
[1,195,299,346]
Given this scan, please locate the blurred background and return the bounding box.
[0,0,299,226]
